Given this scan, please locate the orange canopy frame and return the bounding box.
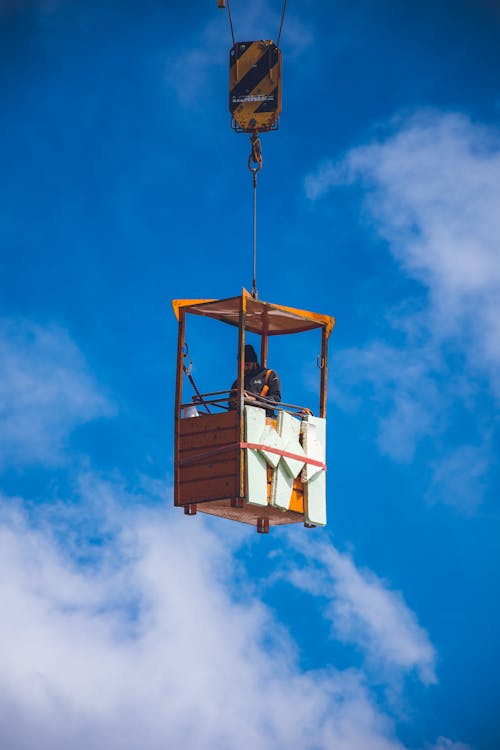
[172,289,335,338]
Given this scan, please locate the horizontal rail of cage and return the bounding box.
[180,390,314,419]
[246,394,314,418]
[190,389,232,398]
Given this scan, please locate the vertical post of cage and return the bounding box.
[235,291,248,506]
[174,309,186,506]
[260,333,268,368]
[319,326,329,419]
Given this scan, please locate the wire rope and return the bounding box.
[226,0,236,46]
[248,134,263,298]
[252,169,258,298]
[276,0,287,46]
[221,1,287,297]
[225,1,287,47]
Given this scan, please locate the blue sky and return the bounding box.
[1,0,499,748]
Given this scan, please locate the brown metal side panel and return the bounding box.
[174,310,186,506]
[180,455,238,484]
[179,410,238,439]
[178,411,239,505]
[179,473,239,504]
[179,426,238,451]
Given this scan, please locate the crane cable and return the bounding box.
[277,0,287,47]
[222,0,287,299]
[226,0,235,46]
[223,0,288,46]
[248,132,263,298]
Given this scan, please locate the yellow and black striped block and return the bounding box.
[229,40,282,133]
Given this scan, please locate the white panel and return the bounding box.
[270,411,303,511]
[271,461,295,510]
[280,411,306,479]
[306,470,326,525]
[245,406,268,506]
[258,424,284,468]
[301,422,324,482]
[301,416,327,526]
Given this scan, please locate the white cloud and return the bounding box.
[0,319,113,468]
[164,35,224,110]
[328,337,491,508]
[330,340,444,462]
[305,160,340,200]
[305,112,500,509]
[426,738,474,750]
[0,313,453,747]
[344,115,500,378]
[0,308,455,749]
[0,483,413,750]
[307,112,500,390]
[425,443,491,514]
[281,539,436,686]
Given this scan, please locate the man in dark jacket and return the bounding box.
[229,344,281,416]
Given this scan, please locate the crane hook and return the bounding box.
[248,131,263,175]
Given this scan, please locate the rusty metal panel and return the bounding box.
[177,411,240,505]
[179,412,238,448]
[178,475,239,504]
[179,455,238,485]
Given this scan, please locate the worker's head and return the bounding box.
[244,344,259,371]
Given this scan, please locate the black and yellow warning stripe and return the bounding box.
[229,41,282,132]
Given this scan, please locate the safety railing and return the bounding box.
[180,390,313,420]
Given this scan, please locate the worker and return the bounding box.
[229,344,281,416]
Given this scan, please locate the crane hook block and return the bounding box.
[229,40,282,133]
[217,0,226,7]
